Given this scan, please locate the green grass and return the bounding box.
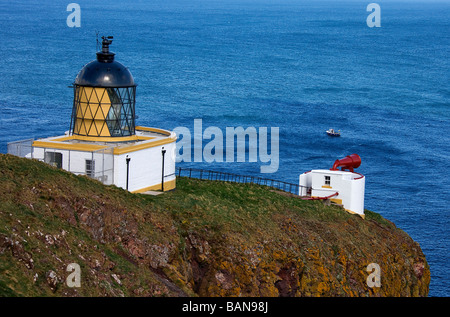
[0,153,410,297]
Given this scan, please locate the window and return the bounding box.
[70,86,136,137]
[324,176,331,186]
[86,159,95,178]
[45,152,62,169]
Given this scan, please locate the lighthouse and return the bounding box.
[10,37,177,193]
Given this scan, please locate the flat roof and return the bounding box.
[310,169,364,179]
[32,126,176,154]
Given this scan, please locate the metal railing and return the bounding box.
[176,167,303,195]
[7,138,114,186]
[7,139,34,158]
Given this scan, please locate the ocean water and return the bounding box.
[0,0,448,296]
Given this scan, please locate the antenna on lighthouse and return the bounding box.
[96,31,99,52]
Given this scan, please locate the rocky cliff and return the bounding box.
[0,154,429,297]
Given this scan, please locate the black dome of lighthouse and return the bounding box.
[74,36,135,87]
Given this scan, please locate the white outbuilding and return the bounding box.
[299,154,365,217]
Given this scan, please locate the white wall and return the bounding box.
[32,140,176,193]
[114,142,176,192]
[299,169,365,216]
[32,147,103,177]
[299,172,312,196]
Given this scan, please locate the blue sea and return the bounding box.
[0,0,448,296]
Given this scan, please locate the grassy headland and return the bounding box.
[0,154,429,296]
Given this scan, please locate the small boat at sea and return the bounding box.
[326,128,341,137]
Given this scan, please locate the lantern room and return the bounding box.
[70,36,137,138]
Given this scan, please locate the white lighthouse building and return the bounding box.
[299,154,366,217]
[8,37,176,193]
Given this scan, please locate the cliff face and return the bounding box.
[0,154,429,297]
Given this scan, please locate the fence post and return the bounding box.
[126,156,131,191]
